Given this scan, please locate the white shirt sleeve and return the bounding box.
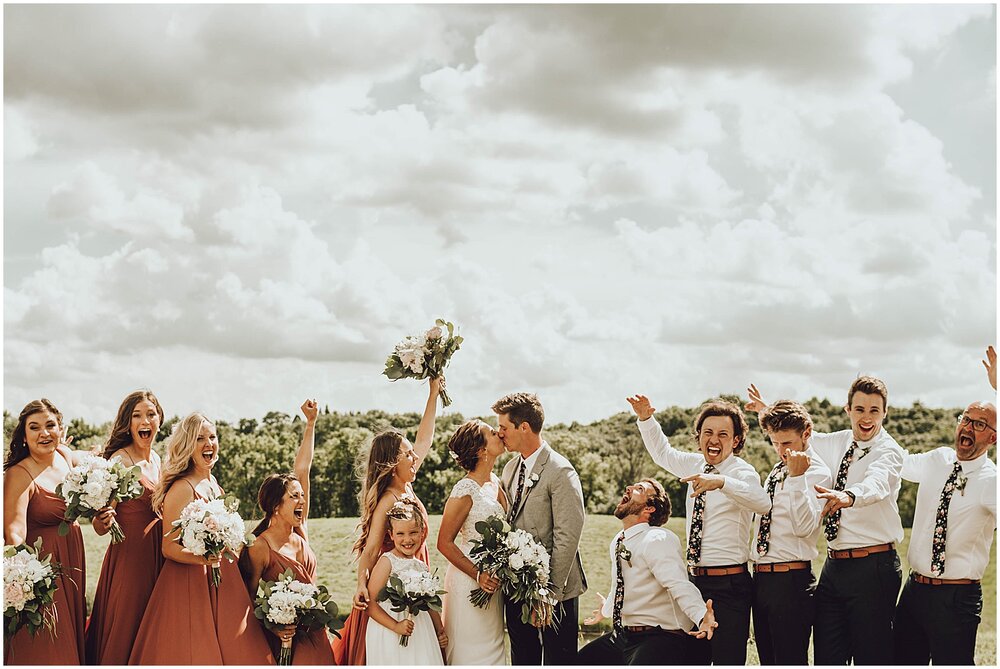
[845,444,903,507]
[642,531,707,627]
[636,417,699,477]
[900,449,936,483]
[719,464,771,514]
[601,536,616,618]
[783,462,830,538]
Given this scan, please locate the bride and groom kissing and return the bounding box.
[439,392,587,665]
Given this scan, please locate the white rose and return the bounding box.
[509,554,525,570]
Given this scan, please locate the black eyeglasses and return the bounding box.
[958,415,997,433]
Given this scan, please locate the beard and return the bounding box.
[614,498,645,520]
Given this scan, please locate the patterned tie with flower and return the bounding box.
[612,531,627,639]
[823,440,870,541]
[686,462,717,567]
[756,461,787,556]
[508,460,527,522]
[931,460,964,576]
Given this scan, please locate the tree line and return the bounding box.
[4,396,974,527]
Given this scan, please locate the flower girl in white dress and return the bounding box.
[438,420,509,665]
[366,500,447,665]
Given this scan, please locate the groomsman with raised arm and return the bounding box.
[750,400,831,665]
[892,349,997,665]
[579,478,718,665]
[746,376,904,665]
[627,395,770,665]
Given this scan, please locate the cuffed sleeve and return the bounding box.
[636,416,701,478]
[844,444,903,507]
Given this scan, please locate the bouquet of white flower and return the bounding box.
[382,319,463,406]
[468,515,558,628]
[166,495,253,586]
[253,568,343,665]
[55,454,145,543]
[3,539,65,641]
[376,567,445,646]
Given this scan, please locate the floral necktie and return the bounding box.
[931,460,964,576]
[508,460,526,522]
[612,531,627,639]
[823,440,869,541]
[686,462,717,567]
[756,461,787,556]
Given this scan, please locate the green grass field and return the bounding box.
[83,515,996,665]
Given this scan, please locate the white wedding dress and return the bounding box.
[443,476,507,665]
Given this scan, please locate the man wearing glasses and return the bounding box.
[892,348,997,664]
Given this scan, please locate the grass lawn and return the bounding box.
[83,515,996,665]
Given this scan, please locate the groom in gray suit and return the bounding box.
[494,392,587,665]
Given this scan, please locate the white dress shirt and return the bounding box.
[810,428,905,549]
[637,417,770,566]
[750,447,832,563]
[902,448,997,580]
[600,522,707,630]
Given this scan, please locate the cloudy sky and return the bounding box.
[4,4,996,426]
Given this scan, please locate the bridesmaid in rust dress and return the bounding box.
[3,399,87,665]
[84,390,165,664]
[240,399,335,664]
[332,378,440,665]
[128,412,275,665]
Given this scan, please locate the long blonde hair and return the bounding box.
[152,412,213,515]
[352,430,405,556]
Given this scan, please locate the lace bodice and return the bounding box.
[449,477,506,556]
[386,551,428,575]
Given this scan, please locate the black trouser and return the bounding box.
[505,596,579,665]
[688,568,752,665]
[578,630,698,666]
[893,574,982,665]
[751,568,815,665]
[814,549,901,665]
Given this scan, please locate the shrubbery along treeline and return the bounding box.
[4,396,973,527]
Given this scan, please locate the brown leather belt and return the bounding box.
[624,625,686,636]
[689,563,748,577]
[827,542,894,560]
[754,560,810,573]
[912,572,980,586]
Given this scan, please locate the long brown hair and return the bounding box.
[352,429,405,556]
[102,390,164,460]
[252,473,299,537]
[4,399,63,471]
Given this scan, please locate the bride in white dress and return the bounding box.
[438,420,509,665]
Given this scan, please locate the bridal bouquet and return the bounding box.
[254,568,343,664]
[55,454,144,543]
[376,567,445,646]
[468,515,558,627]
[3,539,64,641]
[382,319,463,406]
[166,495,252,586]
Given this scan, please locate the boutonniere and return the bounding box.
[616,541,633,567]
[525,473,540,489]
[956,473,968,496]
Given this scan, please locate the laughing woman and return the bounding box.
[332,377,441,665]
[240,399,335,664]
[85,390,166,665]
[3,399,87,665]
[128,412,275,665]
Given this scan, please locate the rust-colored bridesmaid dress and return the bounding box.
[127,483,275,665]
[84,476,163,664]
[331,495,430,666]
[4,466,87,666]
[259,537,336,665]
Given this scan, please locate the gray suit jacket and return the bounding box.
[501,441,588,602]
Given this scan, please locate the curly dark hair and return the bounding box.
[693,399,750,454]
[448,420,486,472]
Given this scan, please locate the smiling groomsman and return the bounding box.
[627,395,770,665]
[891,351,997,664]
[747,376,904,665]
[750,400,831,665]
